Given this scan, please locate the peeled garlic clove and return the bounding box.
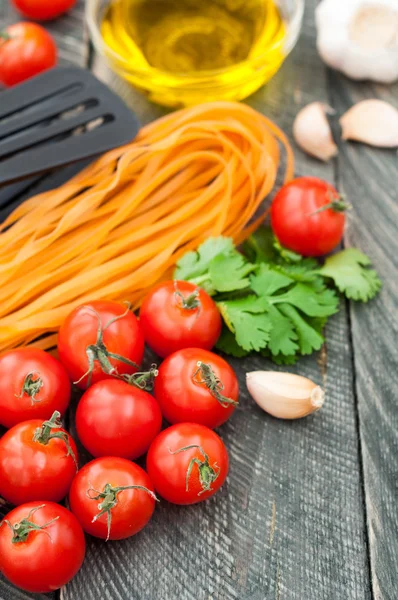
[246,371,325,420]
[293,102,338,162]
[316,0,398,84]
[340,99,398,148]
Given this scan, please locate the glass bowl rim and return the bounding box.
[85,0,305,79]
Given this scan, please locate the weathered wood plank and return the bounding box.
[329,74,398,600]
[62,3,371,599]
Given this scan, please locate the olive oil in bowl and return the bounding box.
[93,0,302,106]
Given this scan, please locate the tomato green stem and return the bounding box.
[74,303,139,388]
[173,281,201,311]
[15,371,43,405]
[192,361,238,407]
[168,445,220,496]
[33,411,78,470]
[310,192,350,216]
[1,505,59,544]
[0,31,10,42]
[122,363,158,391]
[87,483,158,541]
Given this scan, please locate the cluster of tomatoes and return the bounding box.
[0,280,238,594]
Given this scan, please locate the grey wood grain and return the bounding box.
[62,2,371,599]
[329,75,398,600]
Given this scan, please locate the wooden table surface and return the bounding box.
[0,1,397,599]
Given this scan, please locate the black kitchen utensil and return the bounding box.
[0,66,140,186]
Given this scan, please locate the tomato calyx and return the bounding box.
[1,504,59,544]
[0,31,11,42]
[168,444,220,496]
[87,482,158,541]
[173,281,201,311]
[74,304,140,388]
[33,410,78,469]
[310,191,350,216]
[122,363,159,391]
[15,371,43,405]
[193,361,238,408]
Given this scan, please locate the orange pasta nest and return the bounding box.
[0,101,294,352]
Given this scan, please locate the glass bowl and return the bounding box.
[86,0,304,107]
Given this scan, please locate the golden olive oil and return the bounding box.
[101,0,286,106]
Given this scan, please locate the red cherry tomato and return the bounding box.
[0,411,78,505]
[12,0,76,21]
[76,379,162,460]
[271,177,346,257]
[146,423,228,505]
[0,348,70,429]
[69,457,157,540]
[0,23,57,87]
[0,501,85,593]
[58,301,145,390]
[155,348,239,429]
[140,281,222,358]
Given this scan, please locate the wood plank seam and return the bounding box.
[343,294,374,600]
[325,65,381,600]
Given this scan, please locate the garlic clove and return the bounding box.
[293,102,338,162]
[246,371,325,420]
[316,0,398,84]
[340,99,398,148]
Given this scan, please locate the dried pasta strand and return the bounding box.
[0,101,294,351]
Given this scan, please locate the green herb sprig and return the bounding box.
[174,227,381,363]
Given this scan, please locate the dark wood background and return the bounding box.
[0,1,397,599]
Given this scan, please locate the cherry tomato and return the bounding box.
[155,348,239,429]
[76,379,162,460]
[271,177,346,257]
[0,23,57,87]
[146,423,228,505]
[0,411,78,505]
[58,300,145,390]
[0,348,70,429]
[0,501,85,593]
[12,0,76,21]
[140,281,222,358]
[69,457,157,540]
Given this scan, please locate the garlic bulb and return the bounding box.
[316,0,398,83]
[293,102,338,162]
[246,371,325,420]
[340,100,398,147]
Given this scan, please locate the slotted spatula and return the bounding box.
[0,66,140,186]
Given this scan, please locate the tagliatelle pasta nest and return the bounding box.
[0,101,293,352]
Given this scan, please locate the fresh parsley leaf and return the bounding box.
[319,248,382,302]
[278,304,325,355]
[266,305,299,356]
[250,264,293,296]
[209,252,254,292]
[249,264,330,354]
[273,260,321,284]
[216,326,249,357]
[174,237,234,283]
[175,230,380,363]
[242,226,276,264]
[305,315,328,334]
[217,296,272,352]
[260,348,299,365]
[270,282,339,318]
[273,237,303,263]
